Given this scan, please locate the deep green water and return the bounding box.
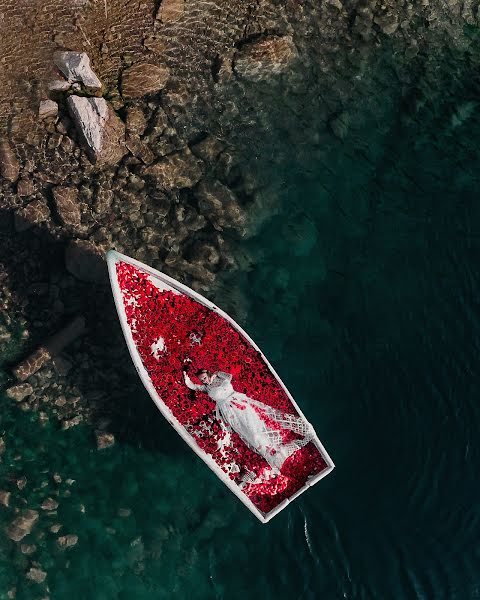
[2,39,480,599]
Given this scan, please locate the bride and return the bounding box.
[182,363,315,478]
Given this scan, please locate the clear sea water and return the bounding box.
[1,36,480,599]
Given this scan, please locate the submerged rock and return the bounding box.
[6,383,33,402]
[52,187,81,226]
[6,510,39,542]
[156,0,184,22]
[67,96,126,165]
[14,199,50,232]
[142,150,203,191]
[121,63,170,99]
[95,430,115,450]
[56,534,78,549]
[0,491,11,507]
[190,136,225,164]
[53,51,102,90]
[20,543,36,555]
[234,35,297,81]
[195,179,246,231]
[16,177,35,197]
[40,497,59,511]
[26,567,46,583]
[0,138,20,183]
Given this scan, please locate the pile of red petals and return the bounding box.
[117,262,328,515]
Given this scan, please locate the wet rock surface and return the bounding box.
[121,63,170,99]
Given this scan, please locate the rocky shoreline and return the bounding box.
[0,0,479,592]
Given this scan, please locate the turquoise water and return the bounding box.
[2,39,480,599]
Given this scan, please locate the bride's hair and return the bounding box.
[196,368,209,377]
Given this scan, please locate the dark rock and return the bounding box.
[0,138,20,183]
[195,180,246,231]
[16,177,35,197]
[126,107,148,135]
[14,199,50,232]
[52,187,81,226]
[142,150,203,191]
[190,136,225,163]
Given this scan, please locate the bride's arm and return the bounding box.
[183,371,207,392]
[216,371,232,383]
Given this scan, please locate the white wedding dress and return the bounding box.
[184,370,315,472]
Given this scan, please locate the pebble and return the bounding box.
[56,534,78,549]
[40,498,59,511]
[38,100,58,119]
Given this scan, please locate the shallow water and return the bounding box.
[2,37,480,600]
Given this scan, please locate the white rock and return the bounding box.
[53,51,102,89]
[48,80,71,92]
[67,96,107,156]
[67,96,126,165]
[38,100,58,119]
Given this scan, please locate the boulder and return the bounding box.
[121,63,170,99]
[190,136,225,163]
[67,96,126,166]
[6,383,33,402]
[52,187,81,226]
[234,35,297,81]
[142,150,203,191]
[16,177,35,197]
[195,180,246,231]
[0,138,20,183]
[65,240,107,284]
[6,510,39,542]
[53,51,102,90]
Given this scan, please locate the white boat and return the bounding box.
[107,250,334,523]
